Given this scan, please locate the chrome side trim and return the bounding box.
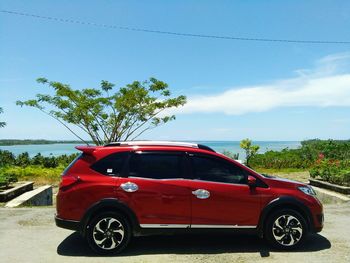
[191,224,256,229]
[139,224,256,229]
[140,224,190,228]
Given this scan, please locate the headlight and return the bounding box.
[298,186,316,196]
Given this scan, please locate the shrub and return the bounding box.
[250,139,350,170]
[0,172,18,188]
[221,150,239,160]
[0,150,16,166]
[1,166,63,185]
[0,150,78,168]
[310,157,350,186]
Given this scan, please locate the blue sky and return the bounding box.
[1,0,350,141]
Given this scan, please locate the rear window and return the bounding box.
[129,153,183,179]
[91,152,128,176]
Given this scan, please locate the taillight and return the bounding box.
[59,175,81,190]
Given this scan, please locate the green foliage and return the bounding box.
[15,152,31,167]
[0,150,78,186]
[0,107,6,128]
[249,148,313,169]
[0,172,18,188]
[301,139,350,160]
[250,139,350,186]
[0,150,16,166]
[221,150,239,160]
[17,78,186,145]
[250,139,350,170]
[0,166,63,185]
[240,138,260,167]
[0,150,78,168]
[310,158,350,186]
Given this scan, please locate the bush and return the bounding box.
[0,172,18,188]
[0,150,78,186]
[250,139,350,170]
[0,165,63,185]
[310,157,350,186]
[249,148,312,169]
[0,150,78,168]
[0,150,15,166]
[221,150,239,160]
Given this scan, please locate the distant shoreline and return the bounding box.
[0,139,92,146]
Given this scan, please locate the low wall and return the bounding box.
[309,178,350,195]
[5,185,53,207]
[0,182,33,202]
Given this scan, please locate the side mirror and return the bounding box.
[247,175,257,188]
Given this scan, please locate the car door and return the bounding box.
[116,151,191,228]
[187,153,261,228]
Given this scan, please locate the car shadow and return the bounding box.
[57,232,331,257]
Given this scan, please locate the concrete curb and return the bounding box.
[313,186,350,204]
[5,185,53,208]
[309,178,350,195]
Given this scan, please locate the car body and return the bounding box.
[55,141,324,254]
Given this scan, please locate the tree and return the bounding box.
[240,138,260,167]
[17,78,186,145]
[0,107,6,128]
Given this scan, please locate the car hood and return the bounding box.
[262,175,306,189]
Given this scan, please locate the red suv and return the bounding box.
[55,141,323,254]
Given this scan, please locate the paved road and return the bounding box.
[0,204,349,263]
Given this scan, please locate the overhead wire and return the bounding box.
[1,9,350,45]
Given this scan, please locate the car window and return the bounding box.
[129,153,183,179]
[91,152,128,176]
[191,155,247,184]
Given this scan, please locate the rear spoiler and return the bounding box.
[75,146,96,155]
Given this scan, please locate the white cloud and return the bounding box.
[173,52,350,115]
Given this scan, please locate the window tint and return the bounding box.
[91,152,128,176]
[129,154,182,179]
[191,155,247,184]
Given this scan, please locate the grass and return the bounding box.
[255,168,310,183]
[1,165,63,186]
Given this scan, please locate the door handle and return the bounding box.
[120,182,139,192]
[192,189,210,199]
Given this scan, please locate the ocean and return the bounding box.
[0,141,301,158]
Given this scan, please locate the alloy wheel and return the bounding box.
[92,217,125,250]
[272,214,303,246]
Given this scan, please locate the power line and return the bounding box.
[1,9,350,45]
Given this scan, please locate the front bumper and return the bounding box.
[55,215,80,231]
[314,213,324,232]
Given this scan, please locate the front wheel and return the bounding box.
[86,212,131,254]
[264,209,307,249]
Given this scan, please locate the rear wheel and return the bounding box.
[86,212,131,254]
[264,209,307,249]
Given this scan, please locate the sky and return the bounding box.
[1,0,350,141]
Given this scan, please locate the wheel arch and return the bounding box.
[257,196,314,237]
[80,198,140,236]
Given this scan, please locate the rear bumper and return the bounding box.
[55,215,80,231]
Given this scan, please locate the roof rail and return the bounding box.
[104,141,216,152]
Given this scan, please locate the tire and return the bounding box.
[264,209,307,250]
[86,212,132,254]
